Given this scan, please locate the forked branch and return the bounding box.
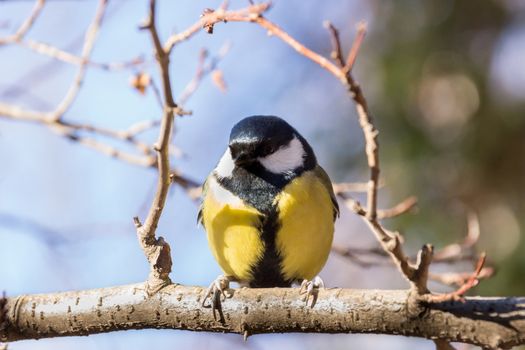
[133,0,182,294]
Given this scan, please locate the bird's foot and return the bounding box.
[202,275,234,322]
[300,276,324,308]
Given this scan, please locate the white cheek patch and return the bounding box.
[215,148,235,178]
[259,136,305,174]
[208,176,243,208]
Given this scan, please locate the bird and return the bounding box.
[198,115,339,319]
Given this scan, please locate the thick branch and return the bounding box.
[1,284,524,349]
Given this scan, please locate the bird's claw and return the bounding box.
[202,275,233,322]
[300,276,324,308]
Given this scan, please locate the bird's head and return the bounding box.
[215,115,316,178]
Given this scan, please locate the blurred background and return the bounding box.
[1,0,524,349]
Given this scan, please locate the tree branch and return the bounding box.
[0,0,45,45]
[1,285,524,349]
[49,0,106,121]
[132,0,183,295]
[18,39,145,70]
[178,43,230,106]
[0,0,108,123]
[163,3,271,54]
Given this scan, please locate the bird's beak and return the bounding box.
[229,145,254,166]
[232,151,253,166]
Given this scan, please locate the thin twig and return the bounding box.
[343,21,367,73]
[331,245,391,268]
[0,0,144,71]
[1,1,110,123]
[377,196,417,219]
[178,48,209,106]
[254,16,347,84]
[324,21,345,68]
[332,181,373,193]
[423,254,487,303]
[48,0,108,122]
[433,212,480,262]
[178,42,231,106]
[67,133,156,167]
[0,0,45,45]
[149,77,165,109]
[338,193,416,219]
[21,38,147,70]
[429,266,494,288]
[163,3,271,54]
[0,101,158,164]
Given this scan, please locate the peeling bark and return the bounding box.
[1,284,524,349]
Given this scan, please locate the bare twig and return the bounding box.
[65,133,155,167]
[18,39,146,70]
[0,0,45,45]
[252,16,348,84]
[163,3,271,54]
[0,0,108,124]
[338,193,416,219]
[377,196,418,219]
[49,0,107,122]
[0,101,158,165]
[433,212,480,262]
[0,101,201,197]
[170,171,201,194]
[178,42,231,105]
[333,244,493,289]
[343,21,367,73]
[429,266,494,288]
[423,254,487,303]
[324,21,345,68]
[133,0,193,294]
[332,181,372,193]
[0,0,144,70]
[331,245,391,268]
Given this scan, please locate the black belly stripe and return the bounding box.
[216,165,299,287]
[249,208,292,287]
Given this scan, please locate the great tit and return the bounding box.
[198,115,338,316]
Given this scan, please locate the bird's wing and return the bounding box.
[197,175,209,228]
[314,165,340,220]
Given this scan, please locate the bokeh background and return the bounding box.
[1,0,524,349]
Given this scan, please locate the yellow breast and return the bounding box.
[201,177,264,281]
[274,170,335,281]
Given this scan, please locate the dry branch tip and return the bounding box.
[422,253,487,303]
